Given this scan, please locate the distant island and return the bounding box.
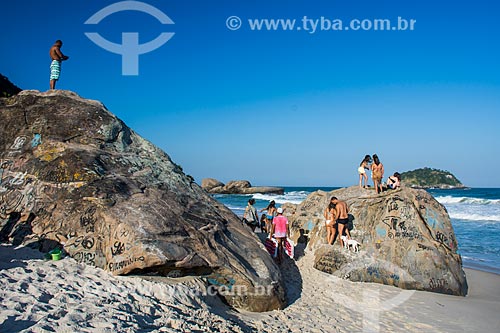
[401,167,466,189]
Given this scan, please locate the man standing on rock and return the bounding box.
[49,40,69,90]
[332,197,350,248]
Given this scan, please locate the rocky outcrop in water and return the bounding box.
[0,90,285,311]
[202,178,284,195]
[283,186,468,296]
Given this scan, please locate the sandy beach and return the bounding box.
[1,243,499,333]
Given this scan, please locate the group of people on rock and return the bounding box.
[241,152,403,253]
[358,154,401,194]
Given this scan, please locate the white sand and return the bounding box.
[0,244,247,333]
[1,243,499,332]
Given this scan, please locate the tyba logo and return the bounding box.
[84,1,175,75]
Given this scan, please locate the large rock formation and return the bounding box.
[0,74,22,97]
[0,90,285,311]
[202,178,284,195]
[283,186,468,296]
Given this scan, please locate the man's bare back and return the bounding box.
[335,200,349,219]
[332,197,350,246]
[50,43,68,61]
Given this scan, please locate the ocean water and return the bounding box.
[213,187,500,274]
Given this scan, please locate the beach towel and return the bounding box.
[284,238,295,259]
[265,238,278,257]
[265,237,295,259]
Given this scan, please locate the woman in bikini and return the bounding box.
[260,200,277,236]
[358,155,372,188]
[324,198,337,245]
[371,154,385,194]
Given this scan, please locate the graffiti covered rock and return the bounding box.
[284,186,468,296]
[0,90,285,312]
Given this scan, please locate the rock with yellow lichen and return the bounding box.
[0,89,285,312]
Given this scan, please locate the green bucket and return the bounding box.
[50,249,62,261]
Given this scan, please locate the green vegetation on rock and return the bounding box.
[401,167,465,189]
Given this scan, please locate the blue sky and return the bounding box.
[1,0,499,187]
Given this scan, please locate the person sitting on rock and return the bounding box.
[386,172,401,189]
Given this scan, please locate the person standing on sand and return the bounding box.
[358,155,372,188]
[331,197,350,248]
[49,40,69,90]
[371,154,384,194]
[260,200,277,236]
[269,207,289,263]
[260,213,268,233]
[323,198,337,245]
[243,198,259,231]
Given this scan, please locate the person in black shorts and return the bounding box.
[332,197,350,248]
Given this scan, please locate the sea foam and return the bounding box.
[436,196,500,205]
[252,191,309,205]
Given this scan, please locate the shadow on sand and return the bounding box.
[256,230,304,307]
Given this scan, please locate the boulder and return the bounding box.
[224,180,252,193]
[0,73,22,97]
[0,90,285,311]
[201,178,224,192]
[285,186,468,296]
[201,178,284,195]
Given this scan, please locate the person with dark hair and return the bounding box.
[243,198,258,231]
[260,213,268,233]
[260,200,277,235]
[49,40,69,90]
[324,197,337,245]
[331,197,350,248]
[387,172,401,189]
[371,154,384,194]
[358,155,372,188]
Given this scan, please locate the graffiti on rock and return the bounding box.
[383,216,422,241]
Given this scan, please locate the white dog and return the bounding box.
[341,235,360,252]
